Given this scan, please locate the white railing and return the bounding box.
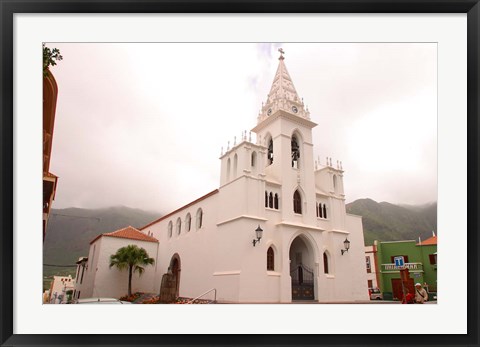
[187,288,217,304]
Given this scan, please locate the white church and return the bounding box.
[73,50,369,303]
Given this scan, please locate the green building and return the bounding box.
[375,235,437,301]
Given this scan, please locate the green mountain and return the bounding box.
[346,199,437,246]
[43,206,161,290]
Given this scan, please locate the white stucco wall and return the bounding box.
[75,237,158,299]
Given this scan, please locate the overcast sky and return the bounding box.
[48,43,437,213]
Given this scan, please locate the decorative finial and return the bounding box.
[221,146,223,156]
[329,158,332,166]
[340,161,343,170]
[249,131,252,142]
[234,136,236,146]
[278,48,285,60]
[337,160,339,169]
[227,141,230,150]
[315,160,318,170]
[326,157,329,166]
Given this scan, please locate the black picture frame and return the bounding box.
[1,1,479,346]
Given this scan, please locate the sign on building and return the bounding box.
[394,256,405,267]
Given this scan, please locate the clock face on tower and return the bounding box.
[292,105,298,114]
[267,108,272,116]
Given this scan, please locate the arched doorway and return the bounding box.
[169,254,181,298]
[289,235,315,300]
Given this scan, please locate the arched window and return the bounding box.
[323,252,329,274]
[185,213,191,232]
[269,192,273,208]
[196,208,203,230]
[176,217,181,235]
[267,138,274,165]
[168,221,173,238]
[251,151,257,168]
[226,158,231,181]
[293,190,302,214]
[233,154,238,178]
[291,135,300,168]
[267,247,275,271]
[265,191,268,207]
[323,204,327,219]
[274,193,279,210]
[333,175,337,189]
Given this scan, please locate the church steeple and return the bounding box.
[257,48,310,124]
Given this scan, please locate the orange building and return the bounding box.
[43,69,59,241]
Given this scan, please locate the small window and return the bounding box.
[323,252,329,274]
[323,204,327,219]
[274,194,279,210]
[226,158,231,181]
[176,218,181,235]
[267,247,275,271]
[265,191,268,207]
[293,190,302,214]
[251,151,257,167]
[185,213,191,232]
[196,208,203,229]
[168,221,173,238]
[269,192,273,208]
[429,254,437,265]
[366,256,371,273]
[233,154,238,178]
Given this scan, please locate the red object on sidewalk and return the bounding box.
[402,292,415,304]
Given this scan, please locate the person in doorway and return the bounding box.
[414,283,428,304]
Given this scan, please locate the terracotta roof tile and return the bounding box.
[90,226,158,244]
[417,235,437,246]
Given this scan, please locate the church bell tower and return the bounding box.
[252,49,319,225]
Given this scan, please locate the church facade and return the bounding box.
[74,51,369,303]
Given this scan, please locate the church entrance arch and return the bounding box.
[169,254,181,298]
[289,235,315,301]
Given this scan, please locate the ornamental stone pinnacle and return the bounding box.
[257,49,311,124]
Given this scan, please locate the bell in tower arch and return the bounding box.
[291,135,300,168]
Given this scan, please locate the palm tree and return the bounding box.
[109,245,155,297]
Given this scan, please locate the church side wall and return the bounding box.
[144,193,220,300]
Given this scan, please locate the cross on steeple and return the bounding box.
[278,48,285,60]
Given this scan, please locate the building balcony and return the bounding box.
[380,262,423,273]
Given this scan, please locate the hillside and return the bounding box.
[43,206,161,290]
[346,199,437,246]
